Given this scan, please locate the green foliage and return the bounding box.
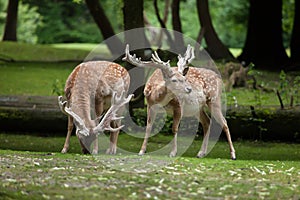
[278,70,300,106]
[282,0,295,47]
[22,0,100,44]
[0,1,42,43]
[52,79,65,96]
[210,0,249,48]
[292,76,300,105]
[1,0,294,48]
[17,2,42,43]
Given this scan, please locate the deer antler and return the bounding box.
[93,91,133,133]
[58,92,133,136]
[58,96,90,136]
[122,44,174,78]
[177,45,195,75]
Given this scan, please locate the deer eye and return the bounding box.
[183,68,189,76]
[171,79,178,83]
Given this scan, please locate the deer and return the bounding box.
[123,44,236,160]
[58,61,132,154]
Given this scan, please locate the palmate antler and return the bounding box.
[122,44,174,79]
[58,92,133,136]
[177,45,195,75]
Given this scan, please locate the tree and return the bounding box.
[290,0,300,67]
[196,0,234,60]
[123,0,147,109]
[238,0,289,69]
[2,0,19,41]
[123,0,148,50]
[85,0,123,55]
[171,0,185,52]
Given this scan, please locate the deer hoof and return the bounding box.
[169,151,177,157]
[92,149,98,155]
[106,148,116,155]
[196,151,206,158]
[61,148,68,154]
[231,152,236,160]
[138,150,145,156]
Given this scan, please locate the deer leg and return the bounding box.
[106,120,120,154]
[139,105,157,155]
[211,103,236,160]
[92,98,104,154]
[61,116,74,153]
[197,109,211,158]
[170,104,182,157]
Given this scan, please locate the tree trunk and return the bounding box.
[290,0,300,67]
[2,0,19,41]
[196,0,234,60]
[85,0,124,55]
[238,0,289,69]
[153,0,175,49]
[123,0,146,109]
[171,0,185,53]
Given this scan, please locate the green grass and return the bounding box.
[1,133,300,161]
[0,133,299,199]
[0,62,75,96]
[0,41,93,62]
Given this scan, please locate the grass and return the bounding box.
[0,133,300,199]
[0,62,76,96]
[0,41,93,62]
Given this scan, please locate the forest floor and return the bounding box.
[1,133,300,200]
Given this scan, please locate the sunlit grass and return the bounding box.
[0,62,75,96]
[0,41,92,61]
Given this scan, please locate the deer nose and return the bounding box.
[185,87,192,93]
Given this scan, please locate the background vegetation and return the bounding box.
[0,0,294,47]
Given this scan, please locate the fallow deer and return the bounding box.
[58,61,132,154]
[123,44,236,160]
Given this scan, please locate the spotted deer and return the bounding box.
[58,61,132,154]
[123,44,236,160]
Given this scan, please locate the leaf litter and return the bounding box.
[0,151,299,199]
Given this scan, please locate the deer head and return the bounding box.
[123,44,194,97]
[58,91,133,137]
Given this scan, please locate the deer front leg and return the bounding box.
[197,109,210,158]
[91,135,99,154]
[170,104,182,157]
[106,120,120,154]
[210,102,236,160]
[139,105,157,155]
[61,116,74,153]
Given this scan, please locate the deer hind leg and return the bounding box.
[139,105,157,155]
[197,109,211,158]
[210,102,236,160]
[106,120,121,154]
[61,116,74,153]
